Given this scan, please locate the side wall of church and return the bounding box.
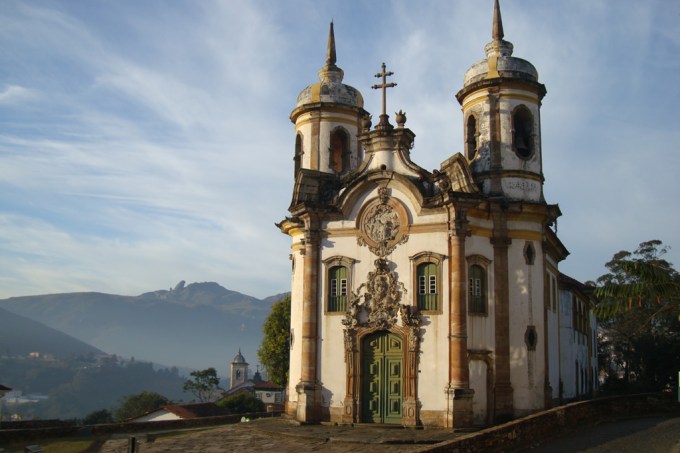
[506,234,547,414]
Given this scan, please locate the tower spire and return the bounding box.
[492,0,504,42]
[326,21,337,67]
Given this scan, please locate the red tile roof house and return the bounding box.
[131,402,229,422]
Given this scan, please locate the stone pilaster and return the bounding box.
[447,208,474,428]
[491,209,513,421]
[296,220,322,423]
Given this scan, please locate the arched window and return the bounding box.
[294,133,303,176]
[330,128,349,174]
[410,252,444,313]
[466,114,478,160]
[512,105,534,159]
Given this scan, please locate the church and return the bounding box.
[278,0,597,428]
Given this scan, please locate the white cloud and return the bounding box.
[0,0,678,301]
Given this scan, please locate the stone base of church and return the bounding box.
[339,396,356,424]
[493,383,514,423]
[419,410,448,427]
[402,397,419,427]
[295,381,322,423]
[446,387,475,429]
[285,399,297,418]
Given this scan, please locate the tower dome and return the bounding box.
[456,0,547,203]
[294,22,364,110]
[460,0,540,89]
[290,22,368,178]
[232,349,247,364]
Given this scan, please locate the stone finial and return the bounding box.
[326,21,337,67]
[395,110,407,127]
[492,0,504,42]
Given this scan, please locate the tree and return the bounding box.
[594,240,680,393]
[82,408,114,425]
[183,367,221,402]
[594,240,679,320]
[257,295,291,386]
[217,392,264,414]
[114,391,170,422]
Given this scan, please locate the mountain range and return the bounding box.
[0,281,288,377]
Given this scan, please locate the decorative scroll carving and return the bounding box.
[342,258,420,332]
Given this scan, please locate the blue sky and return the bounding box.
[1,0,678,300]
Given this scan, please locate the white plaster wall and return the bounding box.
[133,410,180,422]
[547,308,560,399]
[507,239,546,412]
[469,360,488,426]
[287,243,305,403]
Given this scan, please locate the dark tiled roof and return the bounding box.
[253,381,284,391]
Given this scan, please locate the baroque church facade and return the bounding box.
[278,1,597,428]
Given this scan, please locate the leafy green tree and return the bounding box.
[594,240,680,392]
[115,391,170,421]
[82,408,114,425]
[257,295,291,386]
[217,392,264,414]
[183,367,221,402]
[594,240,679,319]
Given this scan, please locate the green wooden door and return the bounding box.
[361,332,403,424]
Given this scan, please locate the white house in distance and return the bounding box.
[131,402,228,423]
[278,0,597,428]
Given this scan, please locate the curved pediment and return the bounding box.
[439,153,479,194]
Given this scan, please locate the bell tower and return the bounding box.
[290,22,367,178]
[456,0,547,203]
[229,349,249,389]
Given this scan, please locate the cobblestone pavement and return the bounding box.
[98,417,459,453]
[518,416,680,453]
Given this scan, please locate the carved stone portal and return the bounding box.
[341,258,422,426]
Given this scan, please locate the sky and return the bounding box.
[1,0,679,301]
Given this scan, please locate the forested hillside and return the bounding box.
[1,356,187,420]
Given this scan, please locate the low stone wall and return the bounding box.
[415,394,679,453]
[0,411,282,446]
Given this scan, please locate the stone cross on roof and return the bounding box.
[372,62,397,126]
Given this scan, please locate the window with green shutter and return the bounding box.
[329,265,348,312]
[469,264,487,314]
[417,262,438,311]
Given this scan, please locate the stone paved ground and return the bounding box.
[98,417,459,453]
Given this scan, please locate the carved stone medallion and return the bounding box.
[357,187,409,257]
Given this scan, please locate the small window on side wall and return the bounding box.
[328,266,348,312]
[323,256,356,314]
[410,252,444,313]
[467,254,491,316]
[417,263,438,311]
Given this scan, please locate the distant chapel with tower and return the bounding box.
[278,0,597,428]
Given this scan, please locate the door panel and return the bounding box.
[361,332,403,424]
